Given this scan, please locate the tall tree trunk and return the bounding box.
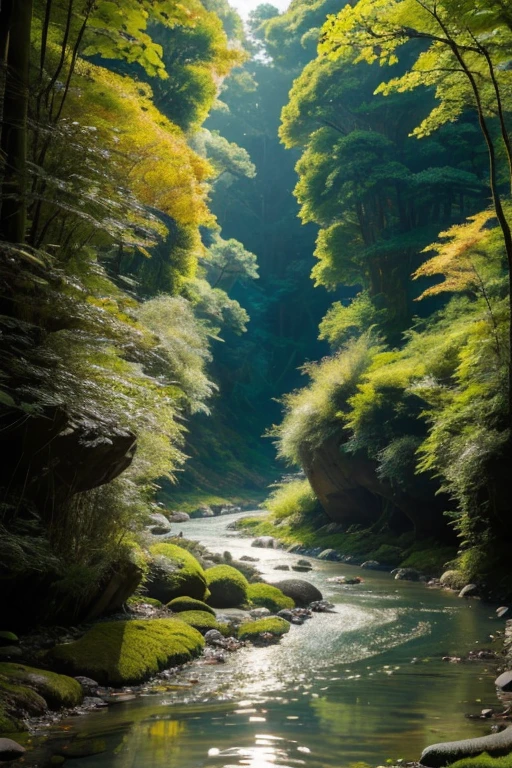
[0,0,33,244]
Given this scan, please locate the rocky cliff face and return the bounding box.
[300,435,450,538]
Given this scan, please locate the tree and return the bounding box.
[321,0,512,421]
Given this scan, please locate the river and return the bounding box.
[48,512,502,768]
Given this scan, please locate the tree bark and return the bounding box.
[0,0,33,244]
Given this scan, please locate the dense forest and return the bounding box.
[1,0,512,652]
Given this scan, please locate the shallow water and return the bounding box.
[49,512,503,768]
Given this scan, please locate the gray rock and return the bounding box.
[147,512,172,535]
[361,560,381,570]
[251,536,278,549]
[286,544,303,553]
[318,549,340,561]
[277,609,294,621]
[240,556,259,562]
[274,565,290,571]
[82,696,108,709]
[459,583,478,598]
[497,606,509,618]
[75,676,100,695]
[197,506,215,518]
[204,629,225,645]
[297,559,312,567]
[495,670,512,691]
[393,567,421,581]
[420,725,512,767]
[168,512,190,523]
[271,579,323,607]
[250,607,272,618]
[292,565,312,572]
[0,739,26,762]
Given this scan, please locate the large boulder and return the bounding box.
[147,513,172,536]
[146,543,208,603]
[247,583,294,612]
[271,579,323,607]
[0,738,26,761]
[0,663,83,733]
[392,568,421,581]
[420,725,512,767]
[205,566,249,608]
[47,619,204,686]
[168,512,190,523]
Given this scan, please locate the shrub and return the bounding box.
[265,479,318,523]
[205,565,249,608]
[147,543,208,602]
[48,618,204,685]
[247,583,294,612]
[238,617,291,642]
[168,597,215,615]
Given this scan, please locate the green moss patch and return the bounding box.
[168,597,215,615]
[48,619,204,686]
[0,663,82,735]
[247,583,294,612]
[147,543,208,603]
[175,611,229,636]
[205,565,249,608]
[450,754,512,768]
[238,617,291,642]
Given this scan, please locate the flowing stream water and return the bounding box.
[47,512,503,768]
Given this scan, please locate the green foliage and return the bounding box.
[48,619,204,686]
[319,292,385,350]
[265,479,318,522]
[247,583,295,612]
[274,334,382,464]
[168,597,216,615]
[238,616,291,641]
[205,565,249,608]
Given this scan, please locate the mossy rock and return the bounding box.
[168,597,215,616]
[175,611,229,636]
[0,663,82,735]
[146,543,208,603]
[440,570,467,590]
[48,619,204,686]
[0,664,82,710]
[238,617,291,642]
[205,565,249,608]
[271,579,322,607]
[127,596,163,608]
[247,583,294,612]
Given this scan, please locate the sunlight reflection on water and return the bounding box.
[44,512,502,768]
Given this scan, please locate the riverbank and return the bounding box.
[2,511,510,768]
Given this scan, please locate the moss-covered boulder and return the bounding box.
[48,619,204,686]
[168,597,216,616]
[205,565,249,608]
[146,543,208,603]
[247,583,294,612]
[238,617,291,642]
[0,663,83,734]
[271,579,322,607]
[175,611,229,636]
